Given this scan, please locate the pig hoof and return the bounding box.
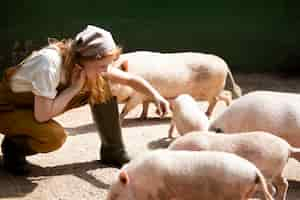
[214,128,224,133]
[139,116,148,121]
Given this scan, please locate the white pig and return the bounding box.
[169,131,300,200]
[110,51,241,121]
[107,150,273,200]
[209,90,300,161]
[168,94,209,138]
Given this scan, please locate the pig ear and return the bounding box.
[48,37,59,44]
[119,170,129,185]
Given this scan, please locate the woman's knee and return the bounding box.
[38,120,67,152]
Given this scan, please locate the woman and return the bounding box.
[0,25,168,175]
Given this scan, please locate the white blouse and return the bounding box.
[10,45,63,99]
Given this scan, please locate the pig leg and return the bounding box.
[273,175,288,200]
[139,102,149,120]
[206,97,218,117]
[267,183,277,197]
[120,94,142,123]
[168,120,175,138]
[242,184,257,200]
[255,182,276,199]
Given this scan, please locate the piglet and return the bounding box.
[168,94,209,138]
[168,131,300,200]
[107,150,273,200]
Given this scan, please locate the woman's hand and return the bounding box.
[34,65,87,123]
[71,64,86,91]
[153,95,169,117]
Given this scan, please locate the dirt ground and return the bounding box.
[1,73,300,200]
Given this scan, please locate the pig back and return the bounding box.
[128,150,258,200]
[120,51,227,100]
[210,91,300,147]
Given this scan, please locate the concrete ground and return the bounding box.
[0,73,300,200]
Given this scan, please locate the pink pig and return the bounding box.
[110,51,241,121]
[107,150,273,200]
[209,90,300,161]
[168,131,300,200]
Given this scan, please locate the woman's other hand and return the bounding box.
[71,64,86,91]
[154,95,169,117]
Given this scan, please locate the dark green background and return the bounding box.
[1,0,300,72]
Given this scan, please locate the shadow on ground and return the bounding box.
[148,137,175,149]
[65,123,97,136]
[122,117,171,128]
[65,117,171,136]
[288,181,300,199]
[0,159,111,198]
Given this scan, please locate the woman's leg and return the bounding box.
[0,109,67,175]
[91,96,130,168]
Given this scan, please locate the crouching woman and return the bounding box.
[0,25,168,175]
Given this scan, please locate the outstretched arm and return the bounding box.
[104,66,169,116]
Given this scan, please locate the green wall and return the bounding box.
[1,0,300,72]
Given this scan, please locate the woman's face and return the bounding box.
[80,54,116,79]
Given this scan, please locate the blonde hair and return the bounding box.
[55,39,122,104]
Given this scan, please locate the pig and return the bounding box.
[110,51,241,121]
[168,94,209,138]
[107,150,273,200]
[209,90,300,161]
[169,131,300,200]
